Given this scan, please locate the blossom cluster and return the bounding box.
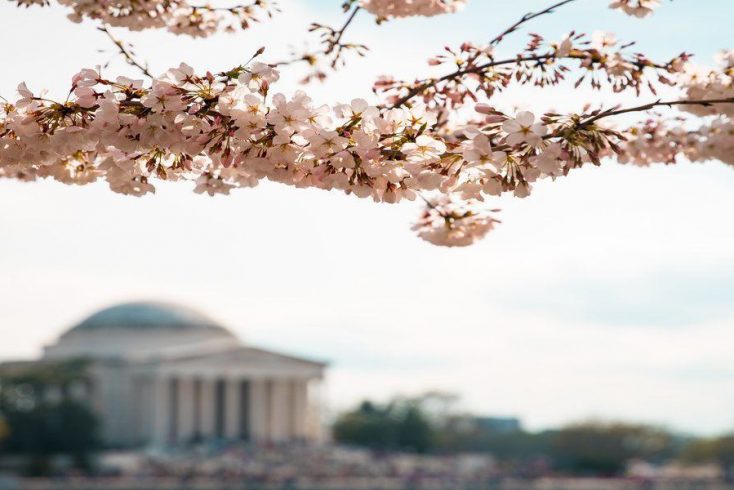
[619,54,734,168]
[10,0,277,36]
[412,195,499,247]
[608,0,661,18]
[618,118,734,169]
[2,57,731,246]
[679,52,734,119]
[359,0,466,18]
[0,63,612,203]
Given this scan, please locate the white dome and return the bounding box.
[67,301,228,332]
[44,302,240,360]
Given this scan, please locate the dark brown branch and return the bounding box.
[417,191,438,210]
[576,97,734,129]
[327,6,361,54]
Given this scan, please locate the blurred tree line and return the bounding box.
[333,393,734,479]
[0,359,100,475]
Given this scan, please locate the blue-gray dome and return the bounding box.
[69,302,227,332]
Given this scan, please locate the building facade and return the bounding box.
[4,302,327,447]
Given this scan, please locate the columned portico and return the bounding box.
[31,301,327,447]
[149,374,321,445]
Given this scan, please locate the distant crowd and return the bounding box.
[111,444,501,489]
[7,442,731,490]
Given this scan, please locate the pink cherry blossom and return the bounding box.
[502,112,548,147]
[609,0,661,18]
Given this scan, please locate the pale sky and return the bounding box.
[1,0,733,435]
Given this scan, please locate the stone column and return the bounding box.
[152,375,170,445]
[305,378,324,443]
[169,378,179,442]
[239,380,251,440]
[291,380,308,440]
[177,377,195,442]
[225,378,240,439]
[270,379,290,441]
[249,378,269,442]
[136,376,156,445]
[199,377,216,439]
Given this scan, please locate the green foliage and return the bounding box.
[333,399,434,453]
[0,358,91,386]
[681,435,734,466]
[680,435,734,481]
[332,395,700,478]
[0,399,99,456]
[548,422,677,476]
[0,359,99,474]
[433,417,550,461]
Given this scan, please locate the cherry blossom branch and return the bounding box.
[2,0,725,247]
[3,60,733,247]
[386,0,578,108]
[387,49,672,109]
[98,26,153,80]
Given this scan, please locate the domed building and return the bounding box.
[4,302,327,447]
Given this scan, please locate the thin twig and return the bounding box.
[575,97,734,129]
[489,0,577,46]
[417,191,437,210]
[189,1,261,12]
[390,50,633,109]
[327,6,361,54]
[389,53,552,109]
[389,45,674,110]
[271,5,364,69]
[98,26,153,80]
